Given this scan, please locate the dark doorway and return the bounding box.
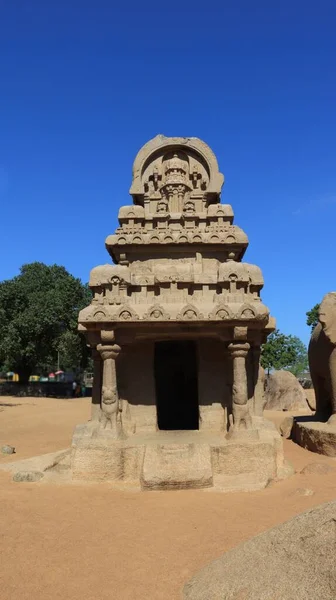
[154,340,199,430]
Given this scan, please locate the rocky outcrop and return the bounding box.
[265,370,308,411]
[184,501,336,600]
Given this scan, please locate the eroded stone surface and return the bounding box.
[293,419,336,457]
[280,415,294,438]
[184,501,336,599]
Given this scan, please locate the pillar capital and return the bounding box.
[228,342,250,359]
[97,343,121,361]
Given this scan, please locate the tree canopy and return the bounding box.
[0,262,91,381]
[306,303,320,332]
[261,329,308,376]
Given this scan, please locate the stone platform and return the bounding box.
[293,418,336,457]
[71,419,292,492]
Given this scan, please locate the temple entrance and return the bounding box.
[154,340,199,430]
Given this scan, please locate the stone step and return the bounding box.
[141,442,213,490]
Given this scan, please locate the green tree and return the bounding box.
[306,303,320,332]
[0,263,92,382]
[261,329,308,376]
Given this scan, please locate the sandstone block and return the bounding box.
[293,419,336,457]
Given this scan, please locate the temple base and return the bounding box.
[71,418,291,492]
[293,419,336,457]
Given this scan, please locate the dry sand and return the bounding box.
[1,395,336,600]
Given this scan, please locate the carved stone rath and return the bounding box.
[72,135,288,493]
[97,342,122,436]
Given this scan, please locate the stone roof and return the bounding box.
[79,135,275,334]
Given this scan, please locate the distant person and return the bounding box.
[72,380,77,398]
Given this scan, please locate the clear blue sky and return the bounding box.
[1,1,335,345]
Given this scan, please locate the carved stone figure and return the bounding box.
[100,385,119,431]
[308,292,336,423]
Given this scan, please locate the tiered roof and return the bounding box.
[79,135,274,333]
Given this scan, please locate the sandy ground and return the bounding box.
[1,395,335,600]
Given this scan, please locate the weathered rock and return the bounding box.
[265,370,308,411]
[184,501,336,599]
[1,445,15,455]
[13,471,44,482]
[279,415,294,438]
[300,462,336,475]
[293,419,336,457]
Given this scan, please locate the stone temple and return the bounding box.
[72,135,289,491]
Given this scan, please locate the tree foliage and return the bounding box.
[306,303,320,332]
[0,263,92,381]
[261,329,308,376]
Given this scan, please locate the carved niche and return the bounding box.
[133,137,217,214]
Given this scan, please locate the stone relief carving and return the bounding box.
[115,305,139,321]
[143,304,170,321]
[100,386,120,431]
[80,135,274,340]
[177,304,204,321]
[209,304,234,321]
[130,135,224,206]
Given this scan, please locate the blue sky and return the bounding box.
[1,1,336,345]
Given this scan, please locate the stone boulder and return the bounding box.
[265,370,308,411]
[13,471,44,482]
[1,445,15,454]
[183,501,336,600]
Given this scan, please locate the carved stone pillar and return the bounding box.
[97,342,122,437]
[91,348,103,421]
[228,342,251,430]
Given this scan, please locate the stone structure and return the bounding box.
[309,293,336,423]
[72,135,289,491]
[293,293,336,456]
